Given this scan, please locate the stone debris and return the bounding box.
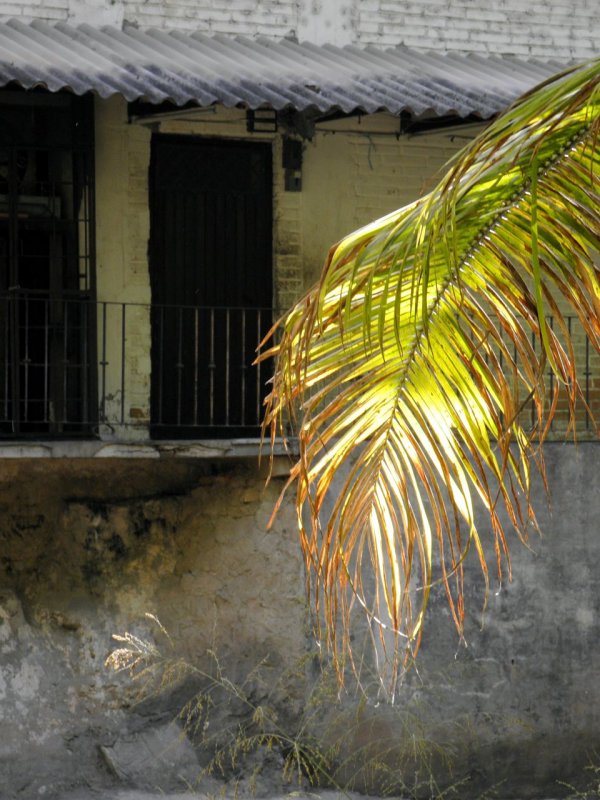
[98,722,201,791]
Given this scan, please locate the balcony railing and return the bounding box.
[0,293,598,441]
[0,294,272,439]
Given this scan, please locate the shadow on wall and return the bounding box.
[0,456,305,797]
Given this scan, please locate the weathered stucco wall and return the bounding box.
[97,102,471,310]
[0,0,597,59]
[0,457,307,797]
[300,116,474,286]
[0,444,599,797]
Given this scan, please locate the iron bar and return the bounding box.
[176,306,183,426]
[44,297,50,423]
[120,303,126,425]
[585,332,591,431]
[549,316,554,433]
[81,302,89,424]
[100,302,107,423]
[256,310,261,425]
[22,296,30,423]
[225,308,230,427]
[531,329,537,430]
[193,306,199,426]
[209,308,215,426]
[63,300,69,425]
[2,298,8,422]
[156,305,164,424]
[241,309,246,426]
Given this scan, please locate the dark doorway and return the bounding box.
[149,135,273,438]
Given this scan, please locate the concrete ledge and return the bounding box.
[0,438,297,460]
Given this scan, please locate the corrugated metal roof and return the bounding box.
[0,18,569,118]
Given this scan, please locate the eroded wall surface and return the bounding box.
[0,458,306,797]
[0,444,599,797]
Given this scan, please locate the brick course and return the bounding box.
[0,0,597,60]
[352,0,598,57]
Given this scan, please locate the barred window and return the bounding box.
[0,90,96,436]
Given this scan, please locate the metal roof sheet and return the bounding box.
[0,18,569,118]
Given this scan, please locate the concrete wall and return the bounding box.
[0,444,599,797]
[386,440,600,798]
[0,0,598,59]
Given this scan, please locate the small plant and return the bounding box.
[560,755,600,799]
[106,613,474,799]
[106,614,338,794]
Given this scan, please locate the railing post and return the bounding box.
[193,306,199,427]
[209,308,215,427]
[225,308,230,427]
[121,303,126,425]
[176,306,184,427]
[156,305,164,426]
[585,329,591,431]
[256,309,262,426]
[240,308,246,426]
[44,297,50,424]
[99,302,108,424]
[1,295,8,424]
[62,299,69,427]
[22,295,30,423]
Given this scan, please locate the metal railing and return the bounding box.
[0,293,598,440]
[0,294,272,439]
[467,313,600,437]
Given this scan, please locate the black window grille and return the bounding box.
[0,89,96,437]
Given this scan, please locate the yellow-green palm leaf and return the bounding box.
[263,59,600,677]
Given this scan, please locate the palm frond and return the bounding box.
[262,58,600,680]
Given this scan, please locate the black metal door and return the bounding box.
[149,135,273,438]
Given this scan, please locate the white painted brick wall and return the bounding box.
[0,0,597,60]
[352,0,599,59]
[349,134,464,226]
[122,0,300,37]
[2,0,67,20]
